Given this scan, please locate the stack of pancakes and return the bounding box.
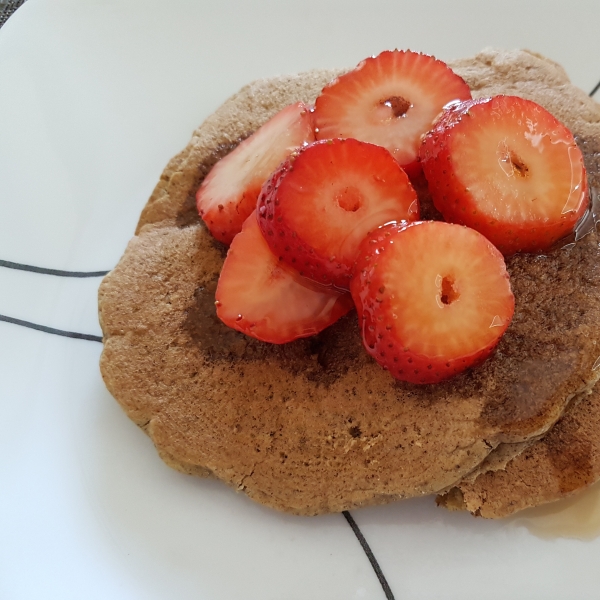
[98,48,600,518]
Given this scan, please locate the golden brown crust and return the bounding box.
[99,49,600,515]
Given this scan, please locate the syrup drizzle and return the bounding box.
[510,480,600,540]
[552,183,600,250]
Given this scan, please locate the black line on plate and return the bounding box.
[590,80,600,98]
[0,259,109,278]
[0,0,27,29]
[342,511,396,600]
[0,314,103,342]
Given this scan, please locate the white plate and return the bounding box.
[2,1,600,598]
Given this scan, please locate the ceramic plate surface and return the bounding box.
[2,1,600,598]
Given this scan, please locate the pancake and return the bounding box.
[438,384,600,518]
[98,48,600,516]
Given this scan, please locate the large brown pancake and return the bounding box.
[98,49,600,515]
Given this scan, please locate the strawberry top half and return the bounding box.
[313,50,472,171]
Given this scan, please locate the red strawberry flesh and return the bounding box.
[197,102,315,245]
[313,50,471,170]
[215,212,354,343]
[351,221,515,384]
[420,96,588,255]
[257,138,419,289]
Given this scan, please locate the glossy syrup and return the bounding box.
[509,481,600,540]
[553,184,600,249]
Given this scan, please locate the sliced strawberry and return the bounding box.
[351,221,514,384]
[215,211,354,343]
[257,138,419,289]
[196,102,315,245]
[312,50,471,173]
[420,96,589,255]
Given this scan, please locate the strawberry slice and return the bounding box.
[197,102,315,245]
[351,221,514,384]
[257,138,419,289]
[420,96,589,255]
[215,212,354,343]
[312,50,471,174]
